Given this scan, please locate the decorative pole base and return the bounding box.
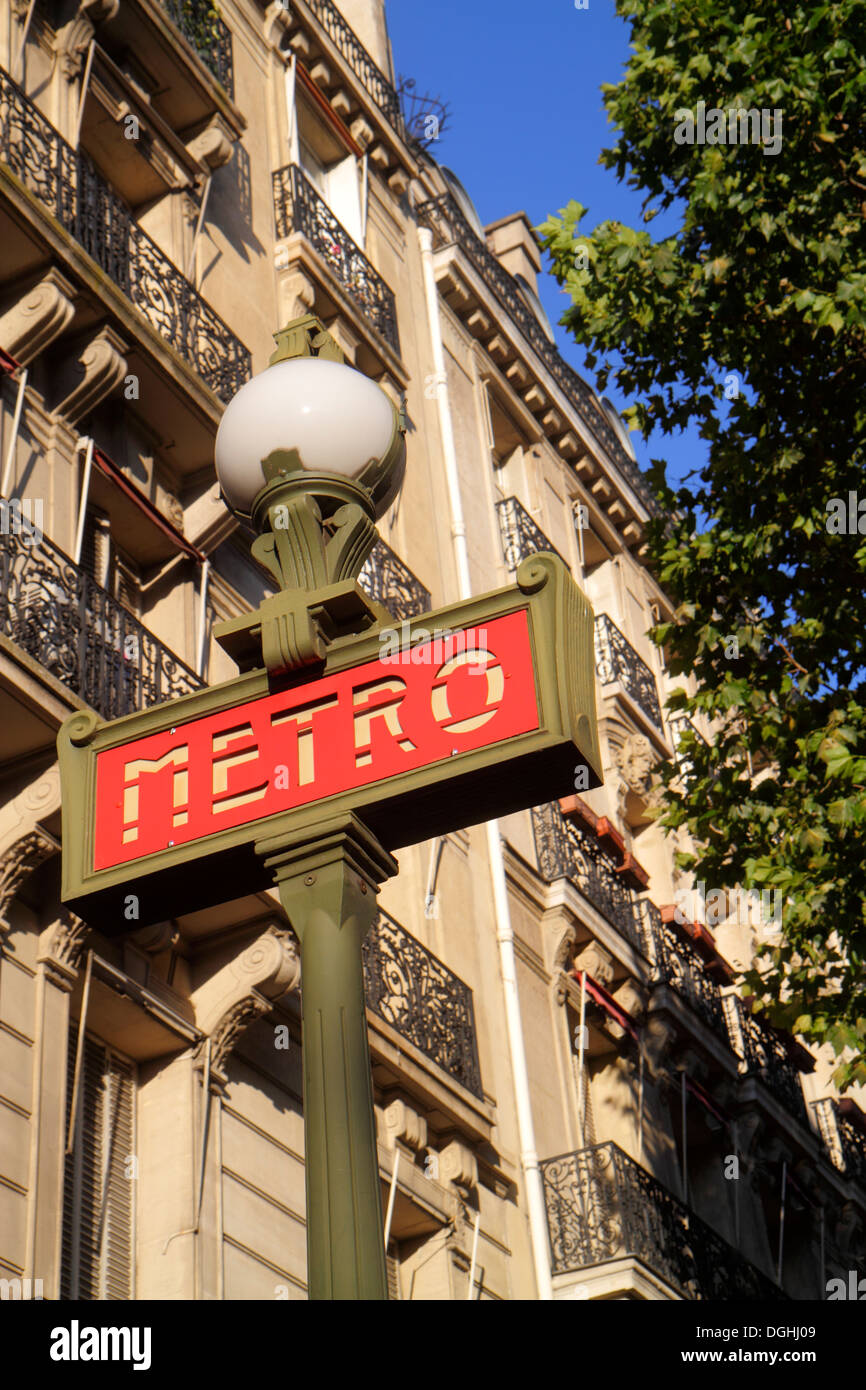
[257,813,398,1300]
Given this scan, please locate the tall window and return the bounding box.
[61,1031,136,1300]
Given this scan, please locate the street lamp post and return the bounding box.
[213,315,406,1299]
[58,313,603,1302]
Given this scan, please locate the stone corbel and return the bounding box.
[0,269,77,364]
[37,907,89,991]
[439,1139,478,1197]
[277,266,317,324]
[264,1,293,51]
[186,116,236,172]
[191,923,301,1072]
[382,1097,427,1156]
[53,325,128,423]
[324,315,360,366]
[642,1015,677,1075]
[574,940,615,990]
[55,2,118,82]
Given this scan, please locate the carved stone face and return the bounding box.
[615,733,655,794]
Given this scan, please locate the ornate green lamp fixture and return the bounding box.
[213,315,407,1301]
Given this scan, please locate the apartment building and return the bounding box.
[0,0,863,1301]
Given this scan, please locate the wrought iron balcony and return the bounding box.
[0,529,202,720]
[161,0,234,97]
[0,70,250,403]
[532,803,646,955]
[302,0,403,133]
[594,613,663,730]
[416,192,656,515]
[358,537,430,623]
[273,163,399,354]
[496,496,566,571]
[723,995,807,1122]
[812,1098,866,1187]
[362,910,483,1099]
[639,901,727,1040]
[541,1142,785,1299]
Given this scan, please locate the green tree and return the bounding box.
[539,0,866,1086]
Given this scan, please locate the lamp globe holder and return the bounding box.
[212,315,407,677]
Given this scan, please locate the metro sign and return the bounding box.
[59,555,602,933]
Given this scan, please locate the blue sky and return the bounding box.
[386,0,702,490]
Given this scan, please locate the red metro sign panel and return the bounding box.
[94,611,537,871]
[59,556,603,932]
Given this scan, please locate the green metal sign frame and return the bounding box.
[59,553,600,934]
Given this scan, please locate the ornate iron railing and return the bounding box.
[301,0,402,132]
[639,901,727,1039]
[495,496,566,570]
[594,613,663,729]
[723,995,807,1122]
[532,803,646,955]
[0,70,250,402]
[161,0,234,97]
[0,530,202,719]
[541,1142,785,1299]
[273,163,399,353]
[416,192,656,515]
[358,536,430,623]
[362,910,483,1098]
[812,1099,866,1187]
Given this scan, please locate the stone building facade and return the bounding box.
[0,0,863,1301]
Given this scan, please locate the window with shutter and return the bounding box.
[81,508,111,589]
[60,1030,136,1300]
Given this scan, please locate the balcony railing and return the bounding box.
[495,496,566,571]
[416,192,656,515]
[362,910,483,1098]
[640,901,727,1040]
[0,70,250,402]
[273,163,399,354]
[541,1142,785,1300]
[358,536,430,623]
[723,995,807,1123]
[302,0,403,133]
[533,803,646,956]
[594,613,663,729]
[0,529,202,720]
[161,0,234,97]
[812,1099,866,1187]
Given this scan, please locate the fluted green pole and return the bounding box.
[257,813,397,1300]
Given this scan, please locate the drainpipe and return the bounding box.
[418,226,554,1301]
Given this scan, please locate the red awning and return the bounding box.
[572,969,640,1042]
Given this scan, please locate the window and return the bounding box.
[61,1031,136,1300]
[295,96,363,243]
[81,507,141,617]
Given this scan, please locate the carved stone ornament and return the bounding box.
[38,908,89,988]
[615,733,655,795]
[192,923,301,1070]
[383,1098,427,1154]
[0,269,77,366]
[0,826,59,944]
[54,325,128,423]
